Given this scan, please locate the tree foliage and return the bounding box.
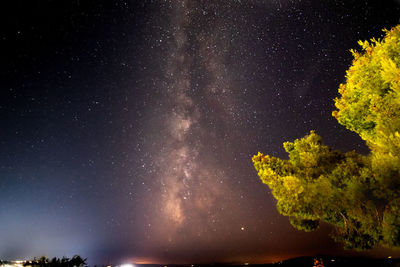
[23,256,87,267]
[253,25,400,250]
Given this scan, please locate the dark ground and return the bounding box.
[132,255,400,267]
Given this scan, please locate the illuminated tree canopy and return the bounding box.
[253,25,400,250]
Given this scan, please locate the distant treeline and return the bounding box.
[21,256,87,267]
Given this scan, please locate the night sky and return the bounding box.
[2,0,400,265]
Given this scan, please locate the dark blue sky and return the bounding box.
[1,0,400,265]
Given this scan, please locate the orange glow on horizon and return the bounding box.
[128,253,315,265]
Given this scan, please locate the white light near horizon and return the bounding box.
[121,264,134,267]
[4,264,23,267]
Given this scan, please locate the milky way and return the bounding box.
[142,1,243,257]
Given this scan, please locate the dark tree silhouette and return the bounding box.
[22,256,86,267]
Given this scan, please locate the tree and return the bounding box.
[69,255,87,267]
[49,257,60,267]
[253,25,400,250]
[38,257,49,267]
[22,256,86,267]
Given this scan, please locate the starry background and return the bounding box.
[1,0,400,265]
